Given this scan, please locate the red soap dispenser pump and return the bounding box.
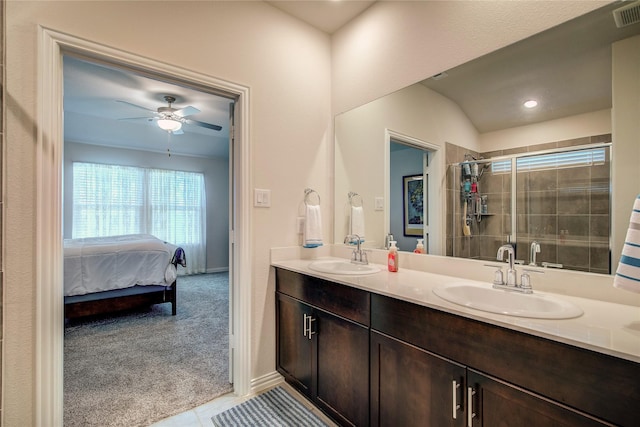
[388,241,399,272]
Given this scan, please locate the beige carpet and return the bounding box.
[64,272,232,427]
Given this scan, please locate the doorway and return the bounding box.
[37,28,252,425]
[62,53,235,424]
[385,129,442,255]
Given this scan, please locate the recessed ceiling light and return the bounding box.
[523,100,538,109]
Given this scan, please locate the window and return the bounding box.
[72,162,207,274]
[491,148,606,173]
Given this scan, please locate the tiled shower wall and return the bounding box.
[446,134,612,274]
[446,143,513,262]
[1,0,5,422]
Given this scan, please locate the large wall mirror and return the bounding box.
[334,1,640,274]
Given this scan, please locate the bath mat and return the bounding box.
[211,386,329,427]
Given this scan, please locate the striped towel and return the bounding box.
[614,195,640,293]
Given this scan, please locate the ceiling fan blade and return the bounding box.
[174,106,200,117]
[172,129,184,135]
[116,100,156,112]
[185,118,222,131]
[118,116,155,122]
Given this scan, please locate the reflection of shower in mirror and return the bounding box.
[447,136,612,274]
[460,154,492,231]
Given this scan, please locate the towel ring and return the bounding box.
[304,188,321,206]
[348,191,363,207]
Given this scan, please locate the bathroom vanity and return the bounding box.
[273,260,640,427]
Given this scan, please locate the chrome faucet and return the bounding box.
[492,244,541,293]
[529,241,541,266]
[384,233,394,250]
[344,234,368,264]
[496,244,517,286]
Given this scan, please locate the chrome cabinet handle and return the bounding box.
[303,314,316,340]
[303,314,310,338]
[307,316,316,340]
[452,380,461,419]
[467,387,476,427]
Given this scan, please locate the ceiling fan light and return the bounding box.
[157,118,182,132]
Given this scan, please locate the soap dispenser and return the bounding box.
[388,241,399,272]
[414,239,425,254]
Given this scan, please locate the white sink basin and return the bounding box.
[308,260,380,275]
[433,282,583,319]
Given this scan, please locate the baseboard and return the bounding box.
[250,371,284,394]
[206,267,230,273]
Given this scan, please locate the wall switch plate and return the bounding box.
[296,217,305,234]
[375,196,384,211]
[254,188,271,207]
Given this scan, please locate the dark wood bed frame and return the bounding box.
[64,280,177,319]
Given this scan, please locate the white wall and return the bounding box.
[479,109,612,152]
[334,83,478,247]
[63,142,230,272]
[5,1,331,424]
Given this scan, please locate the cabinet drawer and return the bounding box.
[371,293,640,427]
[276,268,370,326]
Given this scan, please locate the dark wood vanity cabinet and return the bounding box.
[371,331,467,427]
[277,294,313,394]
[371,293,639,427]
[370,331,610,427]
[466,370,611,427]
[276,268,639,427]
[276,268,370,427]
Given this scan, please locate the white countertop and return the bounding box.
[272,256,640,364]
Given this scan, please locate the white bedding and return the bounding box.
[64,234,179,297]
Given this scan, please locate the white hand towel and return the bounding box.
[303,204,323,248]
[614,195,640,293]
[350,206,365,242]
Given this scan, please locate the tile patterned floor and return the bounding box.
[149,381,338,427]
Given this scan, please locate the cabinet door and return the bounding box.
[371,331,466,427]
[467,370,610,427]
[314,308,370,427]
[276,293,313,397]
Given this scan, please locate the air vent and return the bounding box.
[431,72,448,81]
[613,1,640,28]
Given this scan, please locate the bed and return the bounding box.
[63,234,186,319]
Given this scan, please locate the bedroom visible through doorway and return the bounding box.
[62,54,235,426]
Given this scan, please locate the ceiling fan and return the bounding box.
[117,95,222,134]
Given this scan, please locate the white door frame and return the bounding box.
[37,27,252,426]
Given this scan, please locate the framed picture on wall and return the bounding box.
[403,174,424,236]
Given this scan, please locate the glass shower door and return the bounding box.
[515,147,611,273]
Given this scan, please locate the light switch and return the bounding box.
[254,189,271,207]
[375,197,384,211]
